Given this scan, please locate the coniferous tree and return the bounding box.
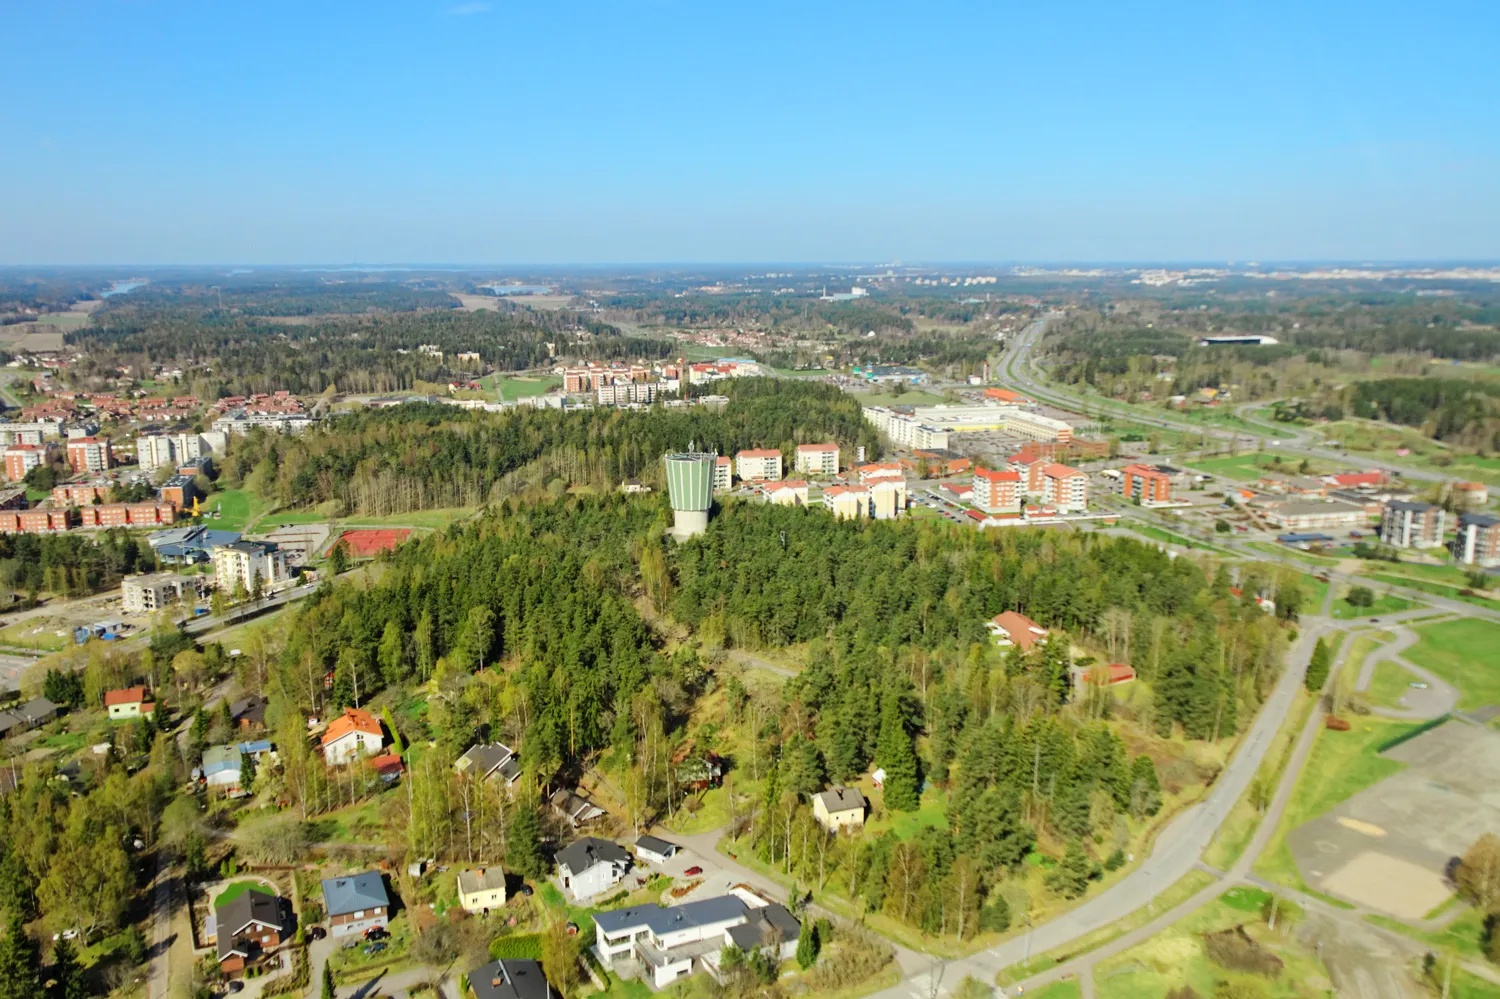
[876,689,920,812]
[0,914,41,999]
[48,936,86,999]
[795,918,818,969]
[507,805,545,879]
[1304,637,1331,692]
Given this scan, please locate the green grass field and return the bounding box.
[1330,590,1414,620]
[1092,887,1330,999]
[1185,451,1318,482]
[1364,573,1500,612]
[201,488,267,532]
[1027,981,1083,999]
[487,373,562,399]
[1367,658,1420,710]
[851,389,949,407]
[866,786,949,841]
[1407,618,1500,710]
[0,620,66,652]
[773,367,834,378]
[264,507,473,531]
[1247,541,1341,567]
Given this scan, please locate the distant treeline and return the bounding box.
[1346,377,1500,447]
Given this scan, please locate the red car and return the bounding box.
[683,866,703,877]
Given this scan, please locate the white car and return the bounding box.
[1409,681,1429,690]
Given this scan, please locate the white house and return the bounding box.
[634,835,678,865]
[556,837,631,902]
[320,708,384,766]
[594,890,800,988]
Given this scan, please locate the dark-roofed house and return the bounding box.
[811,786,866,833]
[215,888,288,975]
[0,696,57,740]
[556,837,630,902]
[635,835,677,865]
[454,741,522,789]
[229,695,267,731]
[321,871,390,938]
[467,958,557,999]
[549,787,606,828]
[594,892,801,988]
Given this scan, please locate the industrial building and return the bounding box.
[664,452,715,539]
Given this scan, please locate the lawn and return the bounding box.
[865,785,948,841]
[213,881,275,907]
[851,389,950,407]
[1184,451,1314,482]
[1131,523,1234,555]
[1365,573,1500,612]
[488,373,562,400]
[1368,907,1493,966]
[0,620,66,652]
[774,367,834,378]
[1330,590,1414,620]
[1026,980,1083,999]
[1253,715,1415,891]
[1363,559,1487,589]
[1247,541,1341,567]
[1093,887,1330,999]
[1406,618,1500,710]
[1367,658,1421,711]
[201,488,267,533]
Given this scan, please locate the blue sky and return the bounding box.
[1,0,1496,264]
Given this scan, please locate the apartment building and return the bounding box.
[1453,512,1500,567]
[0,510,71,534]
[3,444,49,482]
[761,480,809,506]
[212,540,290,594]
[972,467,1021,516]
[53,482,110,506]
[0,423,60,446]
[1040,463,1088,513]
[735,448,782,482]
[794,442,839,476]
[822,484,869,520]
[1120,464,1175,506]
[65,437,113,474]
[1008,449,1049,494]
[1379,500,1445,549]
[712,456,733,492]
[137,431,230,472]
[856,462,904,484]
[122,572,207,615]
[79,502,176,529]
[870,478,907,519]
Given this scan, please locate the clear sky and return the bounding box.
[2,0,1496,265]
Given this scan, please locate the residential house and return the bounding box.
[454,742,522,788]
[794,443,839,476]
[811,787,866,832]
[635,835,678,865]
[456,867,508,914]
[594,891,799,988]
[556,837,631,902]
[856,462,904,484]
[214,889,288,975]
[320,707,384,765]
[321,872,390,938]
[0,697,60,740]
[105,687,155,721]
[1454,481,1489,509]
[467,959,557,999]
[987,611,1048,652]
[229,695,268,731]
[549,787,606,828]
[200,744,246,793]
[1072,663,1137,693]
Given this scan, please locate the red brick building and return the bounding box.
[0,510,71,534]
[65,437,113,474]
[78,502,175,529]
[3,444,49,482]
[1121,464,1175,505]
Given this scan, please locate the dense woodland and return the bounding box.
[1345,377,1500,449]
[0,530,155,601]
[66,304,668,398]
[217,379,882,515]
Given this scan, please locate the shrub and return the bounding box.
[489,933,543,961]
[1201,925,1283,976]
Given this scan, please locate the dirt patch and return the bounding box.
[1336,816,1387,837]
[0,328,66,351]
[1322,851,1450,919]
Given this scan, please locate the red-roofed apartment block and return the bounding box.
[1041,463,1088,513]
[735,448,783,481]
[973,467,1021,515]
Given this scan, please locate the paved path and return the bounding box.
[146,853,174,999]
[1350,624,1460,721]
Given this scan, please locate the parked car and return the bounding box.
[363,926,389,941]
[683,866,703,877]
[307,926,326,941]
[1410,682,1429,690]
[363,942,387,956]
[519,884,534,897]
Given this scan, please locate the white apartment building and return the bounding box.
[0,423,61,445]
[870,478,907,519]
[735,448,782,482]
[712,456,733,492]
[794,443,839,476]
[212,540,290,594]
[861,407,951,450]
[137,431,231,471]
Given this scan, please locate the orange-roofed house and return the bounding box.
[986,611,1049,651]
[857,462,904,484]
[321,707,385,765]
[762,479,810,507]
[973,467,1021,515]
[105,686,156,721]
[735,448,782,482]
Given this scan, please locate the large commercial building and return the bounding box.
[1265,500,1368,532]
[212,540,290,594]
[1453,512,1500,567]
[1003,410,1074,444]
[1379,500,1445,550]
[794,443,840,476]
[973,467,1021,515]
[664,452,715,538]
[735,448,782,482]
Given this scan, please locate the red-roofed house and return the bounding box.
[321,708,385,765]
[987,611,1048,651]
[973,467,1021,515]
[762,479,810,506]
[857,462,904,484]
[735,448,783,482]
[1323,471,1387,489]
[1074,663,1137,690]
[105,687,156,721]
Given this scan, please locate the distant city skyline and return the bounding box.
[2,0,1496,265]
